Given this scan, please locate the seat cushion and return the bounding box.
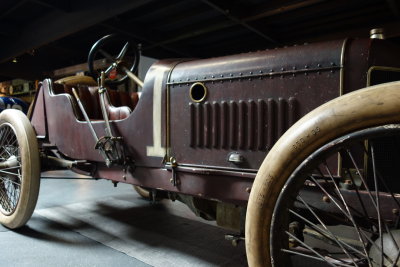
[107,105,131,120]
[51,80,137,121]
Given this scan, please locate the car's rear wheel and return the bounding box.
[0,109,40,229]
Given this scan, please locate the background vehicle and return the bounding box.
[2,31,400,266]
[0,95,28,113]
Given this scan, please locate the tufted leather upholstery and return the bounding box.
[107,90,139,111]
[51,81,138,121]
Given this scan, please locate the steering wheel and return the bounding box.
[88,34,140,85]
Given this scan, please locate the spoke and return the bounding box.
[0,126,10,147]
[370,144,384,267]
[0,145,17,161]
[0,169,21,177]
[391,248,400,267]
[285,231,341,267]
[359,141,400,212]
[281,249,356,266]
[1,139,18,158]
[272,128,400,267]
[0,176,21,187]
[0,127,5,142]
[353,143,400,258]
[0,154,20,162]
[360,142,400,251]
[374,169,400,230]
[315,168,346,206]
[8,175,20,206]
[309,175,356,225]
[317,167,367,222]
[325,161,373,266]
[309,173,373,266]
[281,248,328,262]
[0,126,14,148]
[0,165,22,171]
[290,207,366,259]
[346,150,378,210]
[296,196,364,262]
[376,172,400,211]
[8,144,19,156]
[342,165,376,231]
[116,42,130,60]
[2,147,12,158]
[309,176,392,266]
[368,143,400,266]
[0,185,13,212]
[7,182,15,208]
[361,141,400,262]
[361,230,394,265]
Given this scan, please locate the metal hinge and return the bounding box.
[165,156,179,186]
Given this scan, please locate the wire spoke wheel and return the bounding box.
[271,125,400,267]
[0,110,40,229]
[0,123,22,215]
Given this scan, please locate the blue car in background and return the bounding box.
[0,96,28,114]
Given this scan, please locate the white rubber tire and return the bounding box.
[0,109,40,229]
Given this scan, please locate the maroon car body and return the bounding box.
[30,37,400,208]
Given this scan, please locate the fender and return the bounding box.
[245,80,400,267]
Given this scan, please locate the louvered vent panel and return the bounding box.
[189,98,297,150]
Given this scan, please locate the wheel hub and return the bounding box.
[369,229,400,266]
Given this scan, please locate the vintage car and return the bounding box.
[2,30,400,266]
[0,95,28,114]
